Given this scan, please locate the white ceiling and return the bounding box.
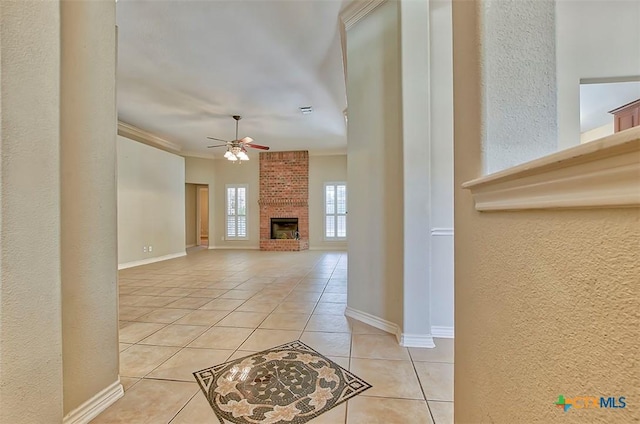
[116,0,347,157]
[580,81,640,132]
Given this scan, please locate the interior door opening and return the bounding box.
[197,185,209,247]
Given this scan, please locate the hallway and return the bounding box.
[93,250,453,423]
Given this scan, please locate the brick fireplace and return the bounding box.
[259,151,309,251]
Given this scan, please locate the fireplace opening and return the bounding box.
[271,218,299,240]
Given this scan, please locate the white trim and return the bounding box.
[463,128,640,211]
[344,307,437,348]
[62,380,123,424]
[398,333,436,348]
[340,0,388,31]
[118,252,186,270]
[186,244,196,248]
[345,306,399,336]
[117,121,182,153]
[208,246,260,250]
[430,228,454,236]
[431,326,455,339]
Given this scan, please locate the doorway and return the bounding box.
[185,183,209,248]
[197,185,209,247]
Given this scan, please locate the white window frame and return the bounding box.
[225,184,248,240]
[324,182,347,241]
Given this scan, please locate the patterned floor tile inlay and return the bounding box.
[194,340,371,424]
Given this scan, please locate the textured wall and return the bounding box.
[346,0,404,328]
[453,1,640,421]
[211,158,260,249]
[60,0,120,414]
[117,136,186,264]
[455,208,639,422]
[184,156,216,244]
[0,1,64,422]
[308,155,347,250]
[481,0,558,173]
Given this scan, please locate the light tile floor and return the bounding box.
[92,250,453,423]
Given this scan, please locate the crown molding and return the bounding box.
[180,150,218,160]
[340,0,388,31]
[463,127,640,211]
[117,121,182,154]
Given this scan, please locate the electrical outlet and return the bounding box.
[148,245,153,252]
[143,246,147,253]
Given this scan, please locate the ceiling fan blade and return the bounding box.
[206,137,230,142]
[239,136,254,144]
[207,144,228,148]
[247,143,270,150]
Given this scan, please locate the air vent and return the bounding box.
[299,106,313,115]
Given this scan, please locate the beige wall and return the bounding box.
[60,0,120,415]
[185,156,216,244]
[117,136,186,265]
[346,0,404,328]
[185,183,197,246]
[211,159,260,248]
[309,155,347,250]
[581,122,614,144]
[1,1,120,421]
[453,1,639,421]
[0,1,65,421]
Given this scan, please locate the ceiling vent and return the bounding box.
[299,106,313,115]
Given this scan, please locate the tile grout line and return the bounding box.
[408,348,437,424]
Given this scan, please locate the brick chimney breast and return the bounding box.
[259,151,309,251]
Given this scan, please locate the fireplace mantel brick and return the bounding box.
[259,151,309,251]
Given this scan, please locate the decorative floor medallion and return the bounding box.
[194,340,372,424]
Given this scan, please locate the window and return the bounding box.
[226,184,248,239]
[325,182,347,240]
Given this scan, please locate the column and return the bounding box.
[60,0,121,417]
[0,1,64,422]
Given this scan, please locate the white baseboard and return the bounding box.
[345,307,437,348]
[431,326,455,338]
[118,251,186,270]
[345,307,400,336]
[398,333,436,348]
[208,246,260,250]
[308,247,348,251]
[62,379,123,424]
[185,244,196,248]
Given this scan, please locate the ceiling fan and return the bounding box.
[207,115,269,161]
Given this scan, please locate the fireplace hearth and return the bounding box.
[271,218,299,240]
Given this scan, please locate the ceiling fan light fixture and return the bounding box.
[224,150,233,159]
